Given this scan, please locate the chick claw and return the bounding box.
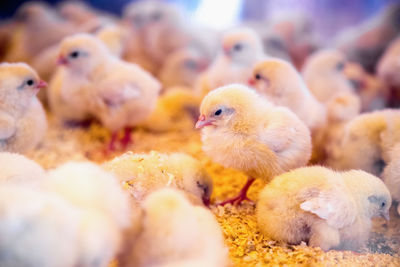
[218,177,255,206]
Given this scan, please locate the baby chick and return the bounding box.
[327,109,400,176]
[0,152,45,185]
[0,62,47,153]
[103,151,213,206]
[382,144,400,215]
[0,184,82,267]
[250,58,326,135]
[257,166,391,251]
[196,84,311,205]
[45,161,133,266]
[55,33,161,150]
[197,27,266,96]
[140,88,201,132]
[302,49,354,103]
[158,48,208,89]
[127,188,228,267]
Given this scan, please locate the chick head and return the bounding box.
[196,84,267,132]
[343,170,392,221]
[15,1,52,22]
[221,27,263,65]
[250,58,300,97]
[0,63,46,112]
[327,92,361,122]
[57,33,110,75]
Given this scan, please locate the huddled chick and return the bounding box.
[44,161,134,266]
[197,27,266,96]
[196,84,311,205]
[302,49,354,103]
[50,33,161,149]
[326,109,400,176]
[140,88,201,132]
[381,144,400,215]
[103,151,213,205]
[126,188,229,267]
[257,166,391,251]
[0,62,47,153]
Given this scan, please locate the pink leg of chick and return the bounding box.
[218,177,255,206]
[120,127,133,149]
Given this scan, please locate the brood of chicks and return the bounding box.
[0,1,400,266]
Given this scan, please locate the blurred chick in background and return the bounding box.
[197,84,311,205]
[0,62,47,153]
[126,188,228,267]
[257,166,391,251]
[103,151,213,206]
[197,27,266,96]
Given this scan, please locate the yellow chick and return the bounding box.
[140,88,201,132]
[302,49,354,103]
[196,84,311,205]
[127,188,228,267]
[0,62,47,153]
[250,58,326,135]
[103,151,213,206]
[382,144,400,215]
[257,166,391,251]
[326,109,400,176]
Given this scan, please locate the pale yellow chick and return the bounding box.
[196,84,311,205]
[103,151,213,206]
[127,188,228,267]
[382,144,400,215]
[257,166,391,251]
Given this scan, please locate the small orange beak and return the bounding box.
[36,80,47,89]
[223,46,231,56]
[57,55,68,65]
[383,210,390,221]
[248,78,256,86]
[195,114,215,129]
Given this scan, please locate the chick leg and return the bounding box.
[397,204,400,216]
[108,132,119,151]
[120,127,133,149]
[218,177,255,206]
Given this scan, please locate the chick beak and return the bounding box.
[382,210,390,221]
[195,115,215,129]
[248,78,256,86]
[57,55,68,65]
[197,61,208,72]
[223,46,231,57]
[36,80,47,90]
[202,196,211,207]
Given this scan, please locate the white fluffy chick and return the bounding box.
[382,144,400,215]
[140,88,201,132]
[0,62,47,153]
[197,27,266,96]
[196,84,311,205]
[55,33,161,149]
[127,188,228,267]
[158,48,208,88]
[0,152,45,185]
[250,58,326,134]
[327,109,400,176]
[45,161,133,266]
[0,184,82,267]
[103,151,213,206]
[302,49,354,103]
[257,166,391,251]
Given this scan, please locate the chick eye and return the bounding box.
[381,202,386,208]
[69,51,80,59]
[233,43,242,51]
[26,79,34,86]
[214,109,222,116]
[336,62,345,71]
[255,74,261,80]
[184,60,197,69]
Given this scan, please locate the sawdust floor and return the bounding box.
[28,116,400,267]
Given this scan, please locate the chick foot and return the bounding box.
[218,177,255,206]
[107,127,134,153]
